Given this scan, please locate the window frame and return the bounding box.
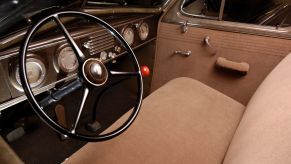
[178,0,291,38]
[179,0,291,32]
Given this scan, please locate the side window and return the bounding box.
[182,0,222,19]
[181,0,291,28]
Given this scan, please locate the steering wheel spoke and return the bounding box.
[109,71,140,77]
[71,87,90,134]
[52,14,86,63]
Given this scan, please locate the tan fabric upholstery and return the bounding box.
[223,54,291,164]
[66,77,244,164]
[0,136,23,164]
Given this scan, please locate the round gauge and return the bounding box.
[138,22,149,41]
[15,58,46,88]
[122,27,134,46]
[57,46,79,73]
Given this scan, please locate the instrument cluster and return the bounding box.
[6,16,155,96]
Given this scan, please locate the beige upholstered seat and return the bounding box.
[223,54,291,164]
[66,77,245,164]
[0,136,23,164]
[67,54,291,164]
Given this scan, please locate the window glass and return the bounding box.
[182,0,291,28]
[182,0,220,18]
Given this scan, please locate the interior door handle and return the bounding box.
[174,50,192,57]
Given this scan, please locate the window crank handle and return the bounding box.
[174,50,192,57]
[204,36,217,55]
[204,36,212,48]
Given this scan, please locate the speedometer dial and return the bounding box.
[57,46,79,73]
[138,22,149,41]
[122,27,134,46]
[15,58,46,88]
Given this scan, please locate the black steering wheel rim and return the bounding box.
[19,11,143,141]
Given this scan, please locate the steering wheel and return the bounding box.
[19,11,143,141]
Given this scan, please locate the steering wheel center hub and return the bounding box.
[82,58,108,86]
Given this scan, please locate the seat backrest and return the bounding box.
[223,54,291,164]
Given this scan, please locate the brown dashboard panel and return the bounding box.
[151,23,291,105]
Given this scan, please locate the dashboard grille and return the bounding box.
[87,30,115,55]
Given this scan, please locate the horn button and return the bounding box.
[82,59,108,86]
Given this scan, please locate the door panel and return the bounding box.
[152,23,291,105]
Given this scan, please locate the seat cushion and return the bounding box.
[66,77,244,164]
[0,136,23,164]
[224,54,291,164]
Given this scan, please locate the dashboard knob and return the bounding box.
[108,52,116,59]
[100,51,107,61]
[141,65,150,77]
[108,52,117,64]
[83,42,92,49]
[114,46,121,53]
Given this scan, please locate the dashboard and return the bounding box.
[0,14,158,112]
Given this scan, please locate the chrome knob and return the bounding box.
[100,51,107,61]
[108,52,116,59]
[83,42,92,49]
[114,46,121,53]
[108,52,117,63]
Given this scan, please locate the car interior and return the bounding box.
[1,0,291,163]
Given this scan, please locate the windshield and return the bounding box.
[0,0,81,20]
[0,0,166,40]
[0,0,80,39]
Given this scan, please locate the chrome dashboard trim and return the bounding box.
[84,0,174,14]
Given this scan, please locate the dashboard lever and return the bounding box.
[174,50,192,57]
[39,79,83,108]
